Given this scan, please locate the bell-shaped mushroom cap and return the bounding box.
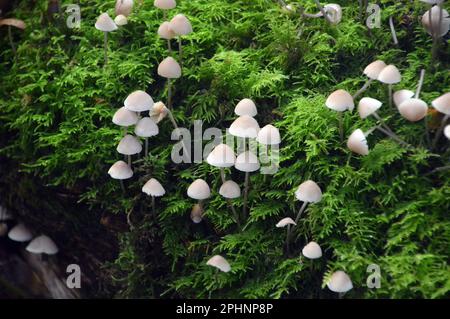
[235,151,260,172]
[114,14,128,26]
[234,99,257,117]
[394,89,415,108]
[154,0,177,10]
[108,160,133,179]
[295,180,322,203]
[142,178,165,197]
[150,101,169,123]
[0,223,7,237]
[115,0,134,17]
[113,107,138,127]
[444,125,450,140]
[431,92,450,115]
[325,89,354,112]
[157,57,182,79]
[190,203,203,223]
[0,206,13,221]
[302,241,322,259]
[347,129,369,156]
[95,13,118,32]
[276,217,296,228]
[206,255,231,273]
[124,90,154,112]
[422,6,450,37]
[257,124,281,145]
[169,14,193,36]
[207,144,236,168]
[324,4,342,25]
[378,65,401,84]
[117,134,142,155]
[363,60,387,80]
[134,117,159,137]
[419,0,444,3]
[358,97,382,119]
[0,18,26,29]
[229,115,260,138]
[327,270,353,293]
[219,180,241,199]
[26,235,59,255]
[158,21,176,39]
[187,179,211,200]
[398,98,428,122]
[8,223,33,242]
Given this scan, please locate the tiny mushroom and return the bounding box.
[219,180,241,199]
[431,92,450,148]
[326,270,353,294]
[377,64,401,108]
[398,98,428,122]
[276,217,296,228]
[206,144,236,169]
[135,117,159,155]
[257,125,281,145]
[0,18,26,55]
[113,107,139,133]
[326,89,354,141]
[393,89,415,108]
[26,235,59,255]
[294,180,322,222]
[150,101,169,123]
[187,179,211,201]
[114,14,128,26]
[302,241,322,259]
[115,0,134,17]
[234,98,257,117]
[8,223,33,242]
[206,255,231,273]
[347,129,369,156]
[154,0,177,10]
[353,60,387,99]
[168,14,192,65]
[108,160,133,180]
[124,90,154,113]
[229,115,260,139]
[94,13,118,66]
[117,134,142,166]
[444,125,450,140]
[142,178,165,218]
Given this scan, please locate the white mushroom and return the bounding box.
[353,60,387,99]
[117,135,142,166]
[234,98,257,117]
[326,89,354,141]
[108,160,133,180]
[94,13,118,66]
[206,144,236,168]
[142,178,165,218]
[206,255,231,273]
[113,107,139,128]
[115,0,134,17]
[302,241,322,259]
[135,117,159,155]
[295,180,322,204]
[229,115,260,138]
[154,0,177,10]
[326,270,353,293]
[431,93,450,148]
[347,129,369,156]
[124,90,154,112]
[378,65,401,108]
[393,89,415,108]
[276,217,296,228]
[398,98,428,122]
[187,179,211,200]
[114,14,128,26]
[8,223,33,242]
[219,180,241,199]
[257,125,281,145]
[26,235,59,255]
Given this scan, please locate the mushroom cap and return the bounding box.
[347,129,369,156]
[206,255,231,273]
[142,178,165,197]
[444,125,450,140]
[0,223,7,237]
[398,98,428,122]
[422,6,450,37]
[229,115,260,138]
[378,65,401,84]
[158,21,176,39]
[419,0,445,4]
[113,107,138,127]
[108,160,133,180]
[235,151,260,172]
[257,124,281,145]
[8,223,33,242]
[190,203,203,223]
[393,89,415,108]
[302,241,322,259]
[114,14,128,26]
[325,89,354,112]
[117,134,142,155]
[431,92,450,115]
[95,13,118,32]
[169,14,193,36]
[363,60,387,80]
[219,180,241,199]
[234,98,257,117]
[150,101,169,123]
[324,4,342,25]
[26,235,59,255]
[187,179,211,200]
[206,144,236,168]
[115,0,134,17]
[0,206,13,221]
[157,57,182,79]
[0,18,26,29]
[295,180,322,203]
[154,0,177,10]
[124,90,154,112]
[275,217,296,228]
[134,117,159,137]
[327,271,353,293]
[358,97,382,119]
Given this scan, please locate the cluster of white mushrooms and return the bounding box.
[280,0,343,25]
[326,60,449,155]
[0,205,59,256]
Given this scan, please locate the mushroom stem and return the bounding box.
[163,10,167,20]
[103,31,108,66]
[120,180,126,193]
[294,201,308,225]
[286,224,291,255]
[338,112,344,142]
[123,126,127,137]
[313,0,333,24]
[415,69,426,99]
[389,16,398,46]
[167,78,172,109]
[8,25,16,56]
[167,39,172,55]
[243,171,250,219]
[220,168,240,229]
[151,196,156,220]
[353,79,373,99]
[145,138,149,156]
[372,112,395,135]
[127,155,131,167]
[431,114,449,150]
[425,165,450,176]
[375,126,411,148]
[178,36,183,67]
[388,84,393,108]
